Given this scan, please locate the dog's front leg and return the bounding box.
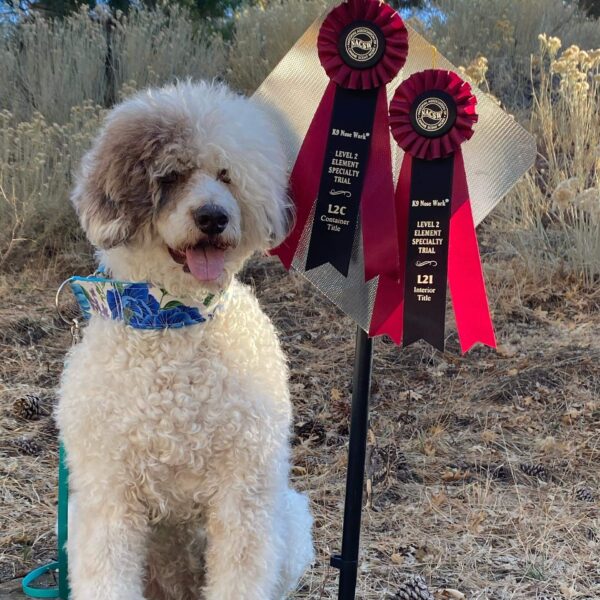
[203,475,283,600]
[68,492,149,600]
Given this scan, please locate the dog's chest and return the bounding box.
[60,286,290,516]
[103,327,235,445]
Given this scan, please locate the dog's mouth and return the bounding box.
[168,239,230,283]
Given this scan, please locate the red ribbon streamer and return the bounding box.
[369,154,411,343]
[272,83,399,284]
[448,151,496,352]
[272,82,335,270]
[369,150,496,353]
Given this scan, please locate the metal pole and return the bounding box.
[331,326,373,600]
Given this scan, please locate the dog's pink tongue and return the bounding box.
[185,246,225,282]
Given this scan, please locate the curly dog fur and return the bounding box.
[57,81,314,600]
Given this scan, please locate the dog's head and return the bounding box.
[72,81,290,292]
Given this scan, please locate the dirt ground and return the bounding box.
[1,253,599,599]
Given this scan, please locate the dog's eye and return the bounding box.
[157,171,180,185]
[217,169,231,185]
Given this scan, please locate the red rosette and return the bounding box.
[318,0,408,90]
[390,69,478,160]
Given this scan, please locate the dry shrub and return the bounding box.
[111,5,226,95]
[421,0,600,108]
[0,8,107,124]
[0,4,227,125]
[227,0,332,93]
[0,103,105,270]
[492,38,600,290]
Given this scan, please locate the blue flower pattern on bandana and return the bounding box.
[106,284,205,329]
[68,276,220,330]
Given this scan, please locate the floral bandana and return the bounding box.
[68,273,223,330]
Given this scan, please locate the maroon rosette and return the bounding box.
[317,0,408,90]
[389,69,478,160]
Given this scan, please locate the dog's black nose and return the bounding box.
[194,205,229,235]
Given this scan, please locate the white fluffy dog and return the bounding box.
[57,81,314,600]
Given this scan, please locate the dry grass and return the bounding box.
[1,255,599,598]
[110,6,226,98]
[0,104,104,270]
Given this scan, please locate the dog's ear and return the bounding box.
[72,102,190,249]
[236,123,293,252]
[264,193,294,250]
[239,172,292,254]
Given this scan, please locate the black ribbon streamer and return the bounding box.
[305,86,378,276]
[402,155,454,350]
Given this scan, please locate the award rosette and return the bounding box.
[272,0,408,282]
[370,69,496,352]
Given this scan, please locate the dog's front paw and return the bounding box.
[204,581,273,600]
[70,583,147,600]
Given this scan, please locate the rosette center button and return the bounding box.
[338,21,386,69]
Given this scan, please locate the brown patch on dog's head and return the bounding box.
[72,99,196,249]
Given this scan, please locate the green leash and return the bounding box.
[24,288,76,598]
[22,443,70,599]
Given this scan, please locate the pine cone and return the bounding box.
[490,464,512,482]
[39,417,59,440]
[519,463,550,481]
[12,394,43,420]
[391,447,418,482]
[394,575,434,600]
[12,437,42,456]
[397,412,417,426]
[294,420,326,446]
[366,446,389,487]
[366,445,417,487]
[471,462,513,482]
[331,394,351,422]
[575,487,595,502]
